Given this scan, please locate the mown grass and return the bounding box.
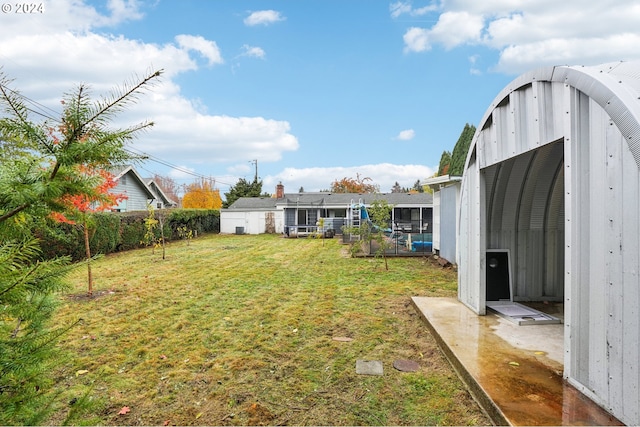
[46,234,489,426]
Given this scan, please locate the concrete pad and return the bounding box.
[356,360,383,376]
[411,297,623,426]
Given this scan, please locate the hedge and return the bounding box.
[36,209,220,261]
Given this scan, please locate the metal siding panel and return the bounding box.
[496,103,511,165]
[537,81,565,144]
[585,98,610,401]
[459,153,484,314]
[572,89,595,388]
[604,114,624,416]
[440,185,457,263]
[621,129,640,422]
[564,84,576,383]
[545,165,565,297]
[514,85,535,150]
[432,191,441,250]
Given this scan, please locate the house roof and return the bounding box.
[226,192,432,210]
[145,179,177,206]
[111,165,155,199]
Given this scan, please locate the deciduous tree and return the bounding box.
[330,174,378,193]
[182,178,222,209]
[152,173,180,204]
[50,167,126,296]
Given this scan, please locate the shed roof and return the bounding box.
[226,197,279,210]
[471,61,640,170]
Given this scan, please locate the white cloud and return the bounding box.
[395,129,416,141]
[400,0,640,73]
[101,0,145,25]
[0,0,145,38]
[390,1,438,18]
[240,44,266,59]
[244,10,285,26]
[0,0,299,174]
[403,27,431,53]
[390,1,412,18]
[175,35,223,66]
[263,164,434,193]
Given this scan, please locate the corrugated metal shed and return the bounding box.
[458,61,640,425]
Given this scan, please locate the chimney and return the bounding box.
[276,182,284,199]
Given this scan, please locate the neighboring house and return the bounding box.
[457,61,640,425]
[110,165,156,212]
[423,174,461,265]
[145,178,177,209]
[221,183,433,237]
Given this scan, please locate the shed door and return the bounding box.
[486,250,511,301]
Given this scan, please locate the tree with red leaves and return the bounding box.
[330,173,379,193]
[50,167,126,296]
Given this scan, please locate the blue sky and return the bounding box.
[2,1,640,195]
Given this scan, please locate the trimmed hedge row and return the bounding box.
[36,209,220,261]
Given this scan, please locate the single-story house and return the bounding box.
[220,184,433,237]
[457,61,640,425]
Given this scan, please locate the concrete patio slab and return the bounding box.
[411,296,623,426]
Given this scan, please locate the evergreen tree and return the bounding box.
[437,150,452,176]
[0,69,160,424]
[412,179,425,193]
[223,178,268,208]
[391,181,403,193]
[449,123,476,176]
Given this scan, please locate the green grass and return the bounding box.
[45,234,489,425]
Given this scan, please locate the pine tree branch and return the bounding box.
[85,69,162,127]
[0,260,40,299]
[0,203,30,223]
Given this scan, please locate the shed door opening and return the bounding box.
[486,250,511,301]
[483,141,564,325]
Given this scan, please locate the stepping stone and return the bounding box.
[393,359,420,372]
[356,360,383,376]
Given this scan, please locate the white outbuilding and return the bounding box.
[458,61,640,425]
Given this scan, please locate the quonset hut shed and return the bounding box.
[458,61,640,425]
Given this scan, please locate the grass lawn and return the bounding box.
[47,234,489,426]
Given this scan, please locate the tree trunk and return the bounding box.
[83,218,93,296]
[159,213,166,259]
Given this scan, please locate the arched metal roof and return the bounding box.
[470,61,640,169]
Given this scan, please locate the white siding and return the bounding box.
[439,184,459,264]
[220,210,284,235]
[432,191,440,251]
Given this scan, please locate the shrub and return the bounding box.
[34,209,220,260]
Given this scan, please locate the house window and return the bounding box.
[297,209,308,225]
